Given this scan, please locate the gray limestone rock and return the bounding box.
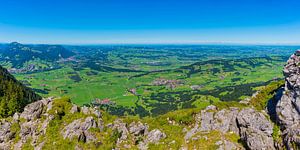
[20,101,44,121]
[112,119,129,141]
[0,120,14,143]
[61,117,97,143]
[276,50,300,149]
[81,106,90,115]
[237,108,275,150]
[129,121,148,136]
[145,129,166,143]
[92,108,101,118]
[70,104,79,114]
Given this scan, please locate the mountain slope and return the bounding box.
[0,42,74,68]
[0,65,41,117]
[2,51,300,149]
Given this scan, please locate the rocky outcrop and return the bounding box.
[145,129,166,143]
[20,97,53,121]
[61,117,97,142]
[276,50,300,149]
[111,120,166,150]
[184,50,300,150]
[237,108,275,150]
[185,106,275,149]
[199,106,239,134]
[70,104,79,114]
[0,120,14,143]
[215,140,239,150]
[14,98,54,149]
[0,97,166,150]
[129,121,149,136]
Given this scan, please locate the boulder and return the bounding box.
[41,97,53,112]
[237,108,275,150]
[185,106,239,140]
[145,129,166,143]
[92,108,101,118]
[81,106,90,115]
[40,115,55,134]
[112,119,129,141]
[216,140,241,150]
[186,106,275,150]
[61,117,97,143]
[15,119,41,149]
[129,122,148,136]
[70,104,79,114]
[19,120,39,140]
[19,97,54,121]
[0,142,11,150]
[20,101,44,121]
[0,120,14,143]
[13,113,20,122]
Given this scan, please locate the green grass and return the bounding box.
[249,80,284,110]
[13,50,286,116]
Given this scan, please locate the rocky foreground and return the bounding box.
[0,96,276,150]
[1,51,300,149]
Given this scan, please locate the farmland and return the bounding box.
[8,45,300,116]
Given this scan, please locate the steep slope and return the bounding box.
[0,65,41,117]
[0,42,74,68]
[276,50,300,149]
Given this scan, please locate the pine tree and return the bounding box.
[0,65,41,118]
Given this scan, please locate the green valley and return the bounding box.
[1,43,298,116]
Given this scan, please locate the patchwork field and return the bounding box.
[10,45,299,116]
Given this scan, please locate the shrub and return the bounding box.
[48,97,72,119]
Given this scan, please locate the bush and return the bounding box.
[49,97,72,119]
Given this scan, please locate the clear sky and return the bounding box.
[0,0,300,44]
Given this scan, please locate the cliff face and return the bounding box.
[276,50,300,149]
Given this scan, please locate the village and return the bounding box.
[152,78,183,90]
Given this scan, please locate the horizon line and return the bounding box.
[1,41,300,46]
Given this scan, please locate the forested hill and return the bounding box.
[0,65,41,117]
[0,42,75,68]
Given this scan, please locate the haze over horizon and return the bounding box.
[0,0,300,44]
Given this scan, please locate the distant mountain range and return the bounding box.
[0,42,75,68]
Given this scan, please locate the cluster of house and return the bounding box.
[91,98,115,107]
[190,85,204,90]
[8,64,36,74]
[152,78,182,90]
[57,56,78,63]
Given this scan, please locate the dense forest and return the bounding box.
[0,65,41,117]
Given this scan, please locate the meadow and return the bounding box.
[11,45,299,116]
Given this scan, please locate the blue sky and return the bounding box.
[0,0,300,44]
